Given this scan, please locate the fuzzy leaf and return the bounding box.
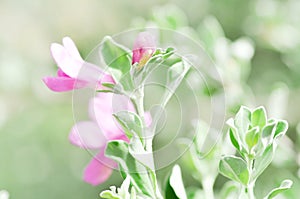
[219,156,249,186]
[234,106,251,139]
[251,107,267,130]
[274,120,288,139]
[165,165,187,199]
[113,111,143,143]
[101,36,134,91]
[229,127,241,152]
[252,144,275,180]
[263,179,293,199]
[245,127,259,150]
[105,141,155,197]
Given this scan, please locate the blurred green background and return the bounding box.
[1,0,300,198]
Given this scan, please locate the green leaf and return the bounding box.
[219,156,249,185]
[119,176,131,196]
[234,106,251,138]
[102,82,115,89]
[245,127,259,150]
[96,89,114,93]
[251,107,267,129]
[165,165,187,199]
[262,123,276,138]
[261,123,276,146]
[113,111,143,143]
[100,189,120,199]
[101,36,134,91]
[229,127,241,152]
[274,120,288,139]
[163,59,191,107]
[105,141,155,197]
[100,176,146,199]
[252,144,275,180]
[263,179,293,199]
[149,59,191,135]
[128,137,155,170]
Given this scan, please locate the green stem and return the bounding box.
[134,86,153,152]
[246,156,255,199]
[132,85,163,199]
[202,177,215,199]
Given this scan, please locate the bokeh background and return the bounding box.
[1,0,300,198]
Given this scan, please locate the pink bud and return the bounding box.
[132,32,156,67]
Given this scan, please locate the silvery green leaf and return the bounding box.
[163,59,191,107]
[261,123,276,146]
[165,165,187,199]
[219,156,249,186]
[106,141,155,198]
[100,186,120,199]
[229,127,242,152]
[150,59,191,135]
[274,120,288,140]
[252,144,275,180]
[263,179,293,199]
[251,106,267,130]
[113,111,143,144]
[100,36,134,91]
[245,127,259,150]
[234,106,251,139]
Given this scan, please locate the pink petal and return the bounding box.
[62,37,83,61]
[69,121,106,149]
[132,32,156,64]
[50,43,83,78]
[57,68,69,77]
[89,93,135,140]
[100,73,115,84]
[83,149,116,186]
[132,49,142,64]
[42,76,87,92]
[77,62,113,84]
[51,38,114,88]
[144,111,152,127]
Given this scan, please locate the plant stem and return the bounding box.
[134,86,153,152]
[132,85,163,199]
[202,177,215,199]
[246,156,255,199]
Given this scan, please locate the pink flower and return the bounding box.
[43,37,114,92]
[132,32,156,67]
[69,93,151,186]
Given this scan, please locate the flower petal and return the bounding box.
[77,62,113,84]
[144,111,152,127]
[100,73,115,84]
[89,93,134,140]
[83,149,116,186]
[51,38,114,87]
[90,94,123,140]
[132,32,156,64]
[62,37,83,61]
[57,68,69,77]
[69,121,106,149]
[42,76,87,92]
[50,43,83,78]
